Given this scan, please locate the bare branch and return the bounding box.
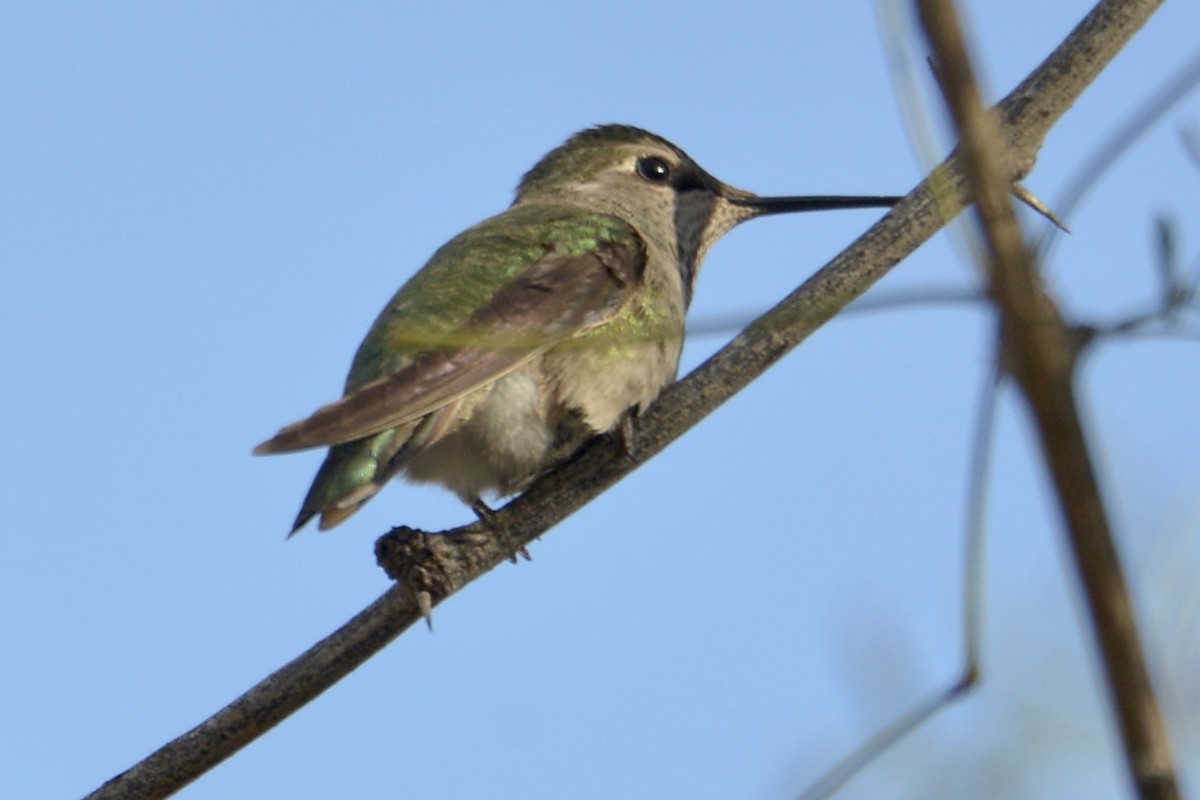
[86,586,413,800]
[915,0,1178,798]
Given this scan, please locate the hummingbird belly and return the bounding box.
[403,367,562,503]
[403,331,681,504]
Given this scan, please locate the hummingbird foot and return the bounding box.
[469,497,497,523]
[469,498,531,563]
[612,407,641,464]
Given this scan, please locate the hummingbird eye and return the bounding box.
[635,156,672,184]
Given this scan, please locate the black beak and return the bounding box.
[729,193,903,216]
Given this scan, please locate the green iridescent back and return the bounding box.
[345,204,639,394]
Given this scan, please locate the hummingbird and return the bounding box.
[255,125,899,534]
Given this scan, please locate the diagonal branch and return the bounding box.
[83,1,1166,797]
[915,0,1178,798]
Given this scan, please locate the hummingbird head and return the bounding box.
[516,125,899,306]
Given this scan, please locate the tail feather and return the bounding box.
[286,426,409,536]
[283,404,469,535]
[317,501,368,531]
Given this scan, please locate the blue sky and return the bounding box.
[3,2,1199,798]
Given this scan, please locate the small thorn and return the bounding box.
[1012,183,1069,233]
[926,54,947,95]
[416,590,434,630]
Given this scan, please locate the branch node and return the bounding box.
[375,527,456,601]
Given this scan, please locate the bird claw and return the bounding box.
[613,409,640,463]
[470,498,497,524]
[470,498,530,564]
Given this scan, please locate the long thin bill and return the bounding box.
[733,194,903,215]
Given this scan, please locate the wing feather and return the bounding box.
[254,233,644,454]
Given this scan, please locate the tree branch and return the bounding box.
[915,0,1178,798]
[83,1,1167,797]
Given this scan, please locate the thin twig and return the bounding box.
[1036,48,1200,261]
